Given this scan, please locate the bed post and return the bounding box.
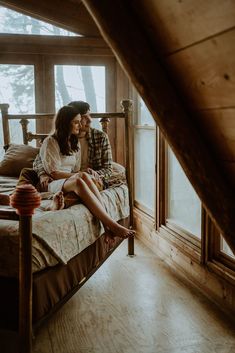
[100,117,110,134]
[121,99,135,256]
[0,103,10,146]
[10,185,41,353]
[20,118,30,145]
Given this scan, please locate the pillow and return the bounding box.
[108,162,126,188]
[0,144,39,177]
[111,161,126,177]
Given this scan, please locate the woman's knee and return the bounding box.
[81,172,93,185]
[75,176,86,190]
[81,172,90,181]
[63,176,81,193]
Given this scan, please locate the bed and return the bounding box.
[0,100,134,353]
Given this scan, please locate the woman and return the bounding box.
[40,105,135,240]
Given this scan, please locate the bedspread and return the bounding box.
[0,184,129,277]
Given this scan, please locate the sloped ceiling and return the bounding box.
[0,0,100,36]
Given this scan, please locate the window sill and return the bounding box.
[207,260,235,286]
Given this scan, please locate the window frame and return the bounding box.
[208,219,235,272]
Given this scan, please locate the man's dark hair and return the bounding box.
[68,101,90,115]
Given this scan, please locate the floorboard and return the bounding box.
[33,239,235,353]
[1,239,234,353]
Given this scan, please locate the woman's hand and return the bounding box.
[40,174,52,191]
[78,170,103,191]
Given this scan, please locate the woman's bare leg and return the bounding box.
[63,177,135,239]
[80,172,105,207]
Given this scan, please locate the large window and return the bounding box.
[134,97,156,216]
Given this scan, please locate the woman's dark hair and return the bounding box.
[68,101,90,115]
[53,105,80,156]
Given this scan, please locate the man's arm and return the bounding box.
[96,133,113,179]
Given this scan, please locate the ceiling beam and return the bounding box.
[83,0,235,253]
[0,0,100,37]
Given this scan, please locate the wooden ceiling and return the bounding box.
[1,0,235,253]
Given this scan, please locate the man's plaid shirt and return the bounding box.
[33,128,113,180]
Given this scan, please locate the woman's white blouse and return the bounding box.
[40,136,81,175]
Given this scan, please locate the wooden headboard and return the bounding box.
[0,102,132,147]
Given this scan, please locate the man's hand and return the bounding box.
[85,168,103,191]
[40,174,52,192]
[85,168,100,180]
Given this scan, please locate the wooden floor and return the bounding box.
[1,239,235,353]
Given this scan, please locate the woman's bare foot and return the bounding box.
[105,224,135,244]
[0,194,10,206]
[46,191,65,211]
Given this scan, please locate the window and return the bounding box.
[0,64,35,157]
[167,147,201,238]
[54,65,105,130]
[221,237,235,259]
[134,96,156,216]
[0,6,78,36]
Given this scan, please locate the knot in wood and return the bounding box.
[10,184,41,216]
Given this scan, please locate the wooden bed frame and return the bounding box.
[0,100,135,353]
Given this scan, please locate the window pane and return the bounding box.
[0,6,78,36]
[54,65,105,130]
[0,64,35,158]
[221,236,235,259]
[134,128,156,213]
[138,97,155,126]
[168,148,201,237]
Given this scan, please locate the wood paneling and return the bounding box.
[0,0,100,37]
[131,0,235,54]
[167,30,235,109]
[222,161,235,186]
[198,109,235,162]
